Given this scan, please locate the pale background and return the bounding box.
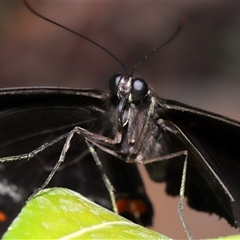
[1,1,240,239]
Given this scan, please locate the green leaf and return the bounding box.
[2,188,168,239]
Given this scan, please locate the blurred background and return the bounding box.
[1,1,240,238]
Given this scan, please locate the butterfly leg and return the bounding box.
[0,133,69,163]
[85,140,118,213]
[142,149,192,239]
[178,152,192,240]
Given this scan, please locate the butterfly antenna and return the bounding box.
[22,0,128,75]
[130,16,186,76]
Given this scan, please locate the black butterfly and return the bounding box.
[0,0,240,238]
[1,73,240,236]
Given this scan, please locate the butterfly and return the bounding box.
[0,0,239,238]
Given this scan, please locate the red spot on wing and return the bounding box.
[0,212,7,222]
[116,199,147,215]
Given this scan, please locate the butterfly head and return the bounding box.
[109,74,149,126]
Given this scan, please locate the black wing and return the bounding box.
[0,88,153,235]
[146,97,240,228]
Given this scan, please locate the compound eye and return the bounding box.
[131,78,148,102]
[109,74,122,96]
